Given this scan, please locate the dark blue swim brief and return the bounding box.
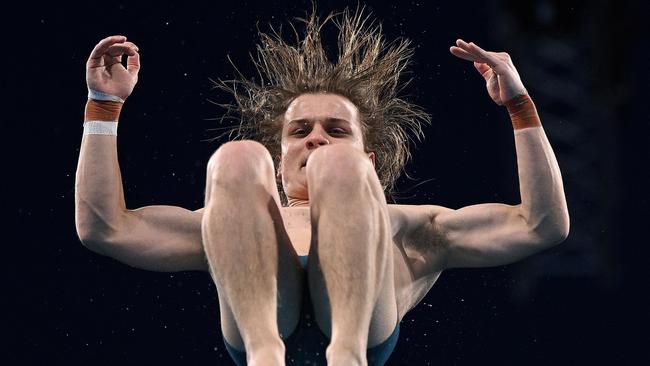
[223,255,400,365]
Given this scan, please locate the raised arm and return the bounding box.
[75,35,207,272]
[402,40,569,271]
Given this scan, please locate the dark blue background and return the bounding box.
[6,0,649,365]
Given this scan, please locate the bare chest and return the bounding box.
[280,206,442,317]
[280,208,312,256]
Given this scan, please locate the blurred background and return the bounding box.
[5,0,649,364]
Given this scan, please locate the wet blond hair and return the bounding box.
[209,5,430,204]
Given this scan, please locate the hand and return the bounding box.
[86,35,140,100]
[450,39,527,105]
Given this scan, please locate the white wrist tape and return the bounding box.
[83,121,118,136]
[88,88,125,103]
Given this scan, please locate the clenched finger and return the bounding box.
[105,43,137,58]
[127,51,140,76]
[473,62,492,79]
[87,35,127,65]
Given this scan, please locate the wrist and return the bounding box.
[84,99,123,122]
[88,88,125,103]
[83,89,124,136]
[504,94,542,130]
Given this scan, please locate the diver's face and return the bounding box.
[278,93,374,201]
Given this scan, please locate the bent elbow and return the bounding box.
[554,210,571,243]
[537,214,570,247]
[75,212,127,254]
[76,223,120,256]
[549,224,569,246]
[77,230,109,256]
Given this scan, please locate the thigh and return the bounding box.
[219,215,306,351]
[306,203,399,348]
[209,141,306,351]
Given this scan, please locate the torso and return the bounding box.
[279,206,312,256]
[279,205,442,320]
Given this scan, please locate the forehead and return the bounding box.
[283,93,359,126]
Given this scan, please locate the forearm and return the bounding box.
[508,95,569,240]
[74,100,127,242]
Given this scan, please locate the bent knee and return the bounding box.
[207,140,275,185]
[306,145,374,185]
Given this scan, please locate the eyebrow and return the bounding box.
[287,118,351,127]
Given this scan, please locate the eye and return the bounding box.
[291,129,306,135]
[330,128,347,135]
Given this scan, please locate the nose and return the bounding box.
[305,129,330,149]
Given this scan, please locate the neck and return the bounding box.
[287,196,310,207]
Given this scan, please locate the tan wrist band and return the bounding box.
[504,94,542,130]
[84,99,123,122]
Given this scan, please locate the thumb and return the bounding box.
[473,62,491,80]
[127,51,140,77]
